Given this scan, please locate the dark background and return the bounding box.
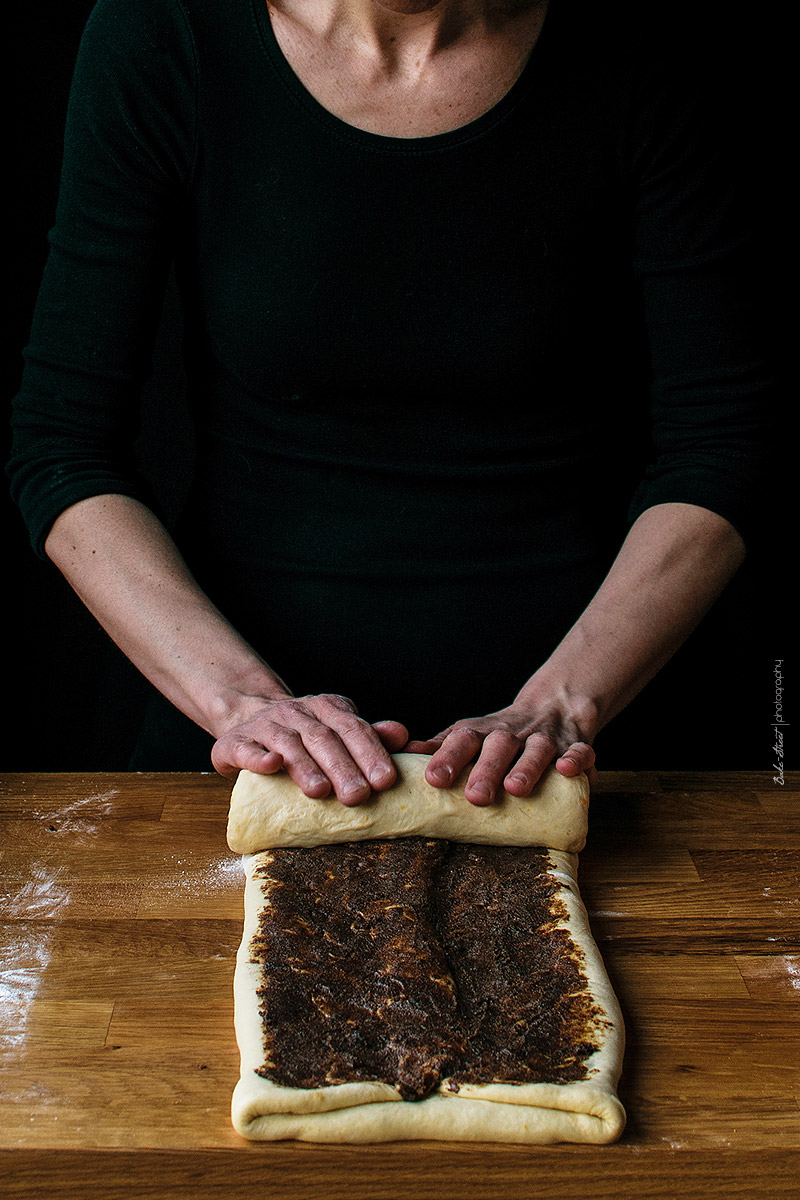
[5,1,792,773]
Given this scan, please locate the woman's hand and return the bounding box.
[406,704,597,806]
[210,693,409,805]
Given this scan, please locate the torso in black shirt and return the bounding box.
[9,0,774,755]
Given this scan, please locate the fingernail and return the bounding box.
[470,782,492,804]
[509,772,529,788]
[429,765,451,786]
[342,781,368,801]
[369,765,392,787]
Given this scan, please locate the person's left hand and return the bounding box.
[405,703,597,805]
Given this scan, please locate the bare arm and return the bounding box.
[407,502,746,803]
[44,494,406,800]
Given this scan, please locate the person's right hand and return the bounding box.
[210,693,409,805]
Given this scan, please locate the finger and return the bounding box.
[425,726,484,788]
[286,719,373,805]
[404,737,445,754]
[249,724,337,797]
[210,737,285,781]
[372,720,410,753]
[463,729,522,806]
[502,732,560,795]
[312,704,401,794]
[268,697,380,802]
[555,742,596,779]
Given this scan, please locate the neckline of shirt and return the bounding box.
[248,0,555,154]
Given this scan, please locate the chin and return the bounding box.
[374,0,445,13]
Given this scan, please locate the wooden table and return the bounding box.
[1,771,798,1199]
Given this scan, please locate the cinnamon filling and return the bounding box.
[250,839,605,1101]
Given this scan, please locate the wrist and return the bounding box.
[513,672,603,744]
[199,672,294,738]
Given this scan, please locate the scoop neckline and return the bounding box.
[249,0,554,154]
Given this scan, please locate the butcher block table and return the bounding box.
[1,770,798,1199]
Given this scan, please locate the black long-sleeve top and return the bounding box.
[8,0,777,735]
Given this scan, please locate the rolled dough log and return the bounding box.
[226,753,589,854]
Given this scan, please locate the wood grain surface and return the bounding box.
[1,770,798,1199]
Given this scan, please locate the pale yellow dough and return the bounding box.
[226,753,590,855]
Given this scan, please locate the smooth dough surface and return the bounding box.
[231,848,626,1144]
[226,753,589,854]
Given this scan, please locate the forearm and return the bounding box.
[45,494,408,793]
[517,501,747,739]
[414,501,746,802]
[44,494,292,736]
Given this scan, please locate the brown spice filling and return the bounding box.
[250,839,606,1101]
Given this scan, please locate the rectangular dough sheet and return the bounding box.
[231,842,625,1144]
